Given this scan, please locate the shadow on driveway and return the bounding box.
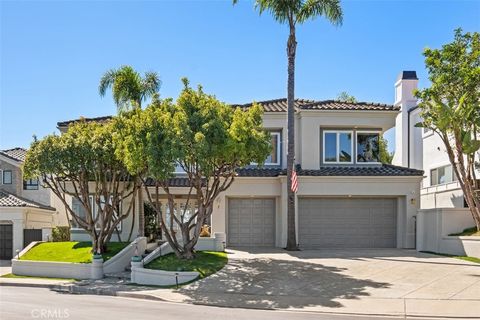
[177,256,390,309]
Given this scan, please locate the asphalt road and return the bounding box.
[0,286,411,320]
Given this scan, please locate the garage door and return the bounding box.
[228,198,275,247]
[0,224,13,259]
[299,198,396,248]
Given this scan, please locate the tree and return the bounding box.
[23,121,138,253]
[99,65,161,237]
[234,0,343,250]
[379,136,393,164]
[337,91,357,103]
[114,79,271,259]
[415,29,480,230]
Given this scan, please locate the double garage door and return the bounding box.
[228,198,275,247]
[299,198,397,248]
[227,197,396,248]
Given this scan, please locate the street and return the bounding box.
[0,286,404,320]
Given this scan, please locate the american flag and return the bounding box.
[291,165,298,193]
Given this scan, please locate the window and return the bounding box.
[2,170,12,184]
[356,132,380,163]
[23,178,39,190]
[430,164,458,186]
[323,131,353,163]
[265,132,281,165]
[71,196,94,229]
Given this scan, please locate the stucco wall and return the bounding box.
[0,160,21,195]
[417,208,479,258]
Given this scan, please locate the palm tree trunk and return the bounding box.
[286,22,298,251]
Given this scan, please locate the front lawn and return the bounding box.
[20,241,129,263]
[449,226,480,236]
[145,251,227,279]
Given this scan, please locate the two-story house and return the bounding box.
[57,73,423,249]
[0,148,68,259]
[392,71,479,211]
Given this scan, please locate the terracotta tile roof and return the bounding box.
[0,190,56,211]
[57,98,398,127]
[0,148,27,162]
[233,98,399,112]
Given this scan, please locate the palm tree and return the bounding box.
[99,65,161,237]
[234,0,343,250]
[99,65,161,112]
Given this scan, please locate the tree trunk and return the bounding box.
[285,22,298,251]
[138,187,145,237]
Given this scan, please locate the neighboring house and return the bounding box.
[57,72,423,249]
[0,148,64,259]
[392,71,479,210]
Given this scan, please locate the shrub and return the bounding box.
[199,225,211,237]
[51,226,70,242]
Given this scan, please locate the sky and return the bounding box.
[1,0,479,152]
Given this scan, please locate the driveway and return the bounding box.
[172,248,480,318]
[0,260,11,276]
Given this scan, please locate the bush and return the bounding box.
[51,226,70,242]
[199,225,211,237]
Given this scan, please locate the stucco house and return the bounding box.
[57,72,424,249]
[0,148,63,259]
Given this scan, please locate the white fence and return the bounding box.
[417,208,480,258]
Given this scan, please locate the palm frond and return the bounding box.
[99,68,118,97]
[141,71,161,102]
[298,0,343,25]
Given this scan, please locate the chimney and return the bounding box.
[392,71,418,167]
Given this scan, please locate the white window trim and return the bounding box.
[355,130,382,164]
[323,130,354,164]
[265,132,281,166]
[430,164,457,187]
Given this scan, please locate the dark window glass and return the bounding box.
[3,170,12,184]
[339,132,352,162]
[357,133,380,162]
[324,133,337,162]
[23,178,39,190]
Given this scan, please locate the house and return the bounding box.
[391,71,479,210]
[57,71,424,249]
[0,148,67,259]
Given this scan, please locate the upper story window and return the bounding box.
[323,131,353,164]
[23,178,39,190]
[356,131,380,163]
[2,170,12,184]
[265,132,281,165]
[431,164,457,186]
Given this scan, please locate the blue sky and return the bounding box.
[1,0,479,152]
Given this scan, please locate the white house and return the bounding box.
[0,148,68,259]
[58,73,425,249]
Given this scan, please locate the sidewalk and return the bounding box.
[1,276,479,319]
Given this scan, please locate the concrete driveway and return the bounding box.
[0,260,11,276]
[173,248,480,318]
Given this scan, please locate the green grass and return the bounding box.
[0,273,75,281]
[145,251,228,279]
[20,241,129,263]
[421,251,480,264]
[449,226,480,236]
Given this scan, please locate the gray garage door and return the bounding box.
[0,224,13,259]
[228,198,275,247]
[299,198,396,248]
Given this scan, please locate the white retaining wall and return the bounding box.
[104,237,147,274]
[417,208,480,258]
[12,238,146,280]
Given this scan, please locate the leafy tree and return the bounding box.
[336,91,357,103]
[234,0,343,250]
[114,79,271,259]
[23,121,138,253]
[379,136,393,164]
[99,65,161,237]
[415,29,480,230]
